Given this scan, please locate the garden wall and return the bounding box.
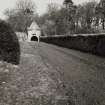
[40,34,105,56]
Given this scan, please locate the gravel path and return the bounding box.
[0,42,68,105]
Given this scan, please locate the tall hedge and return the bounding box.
[0,20,20,64]
[40,35,105,57]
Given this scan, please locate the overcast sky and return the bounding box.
[0,0,100,19]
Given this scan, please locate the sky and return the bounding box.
[0,0,100,19]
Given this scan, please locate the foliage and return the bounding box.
[0,20,20,64]
[4,0,105,35]
[41,34,105,56]
[63,0,73,5]
[75,1,97,33]
[42,20,56,36]
[39,3,62,35]
[4,0,36,33]
[95,0,105,29]
[39,0,102,35]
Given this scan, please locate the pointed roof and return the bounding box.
[28,21,40,30]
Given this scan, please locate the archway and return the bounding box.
[31,36,38,41]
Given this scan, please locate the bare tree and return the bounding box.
[16,0,36,14]
[4,0,36,34]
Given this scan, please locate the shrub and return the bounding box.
[40,34,105,57]
[0,20,20,64]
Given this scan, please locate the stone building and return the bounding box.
[27,21,41,42]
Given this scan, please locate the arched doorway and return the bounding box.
[31,36,38,41]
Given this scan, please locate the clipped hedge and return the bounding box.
[0,20,20,64]
[40,35,105,56]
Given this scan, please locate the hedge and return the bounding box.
[40,35,105,56]
[0,20,20,64]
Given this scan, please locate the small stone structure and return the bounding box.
[27,21,41,42]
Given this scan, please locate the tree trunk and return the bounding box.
[102,17,105,30]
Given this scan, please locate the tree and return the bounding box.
[95,0,105,29]
[42,20,56,36]
[55,7,67,34]
[80,1,96,29]
[85,1,97,29]
[4,0,36,33]
[72,1,97,33]
[47,3,60,35]
[39,3,62,35]
[39,1,76,35]
[63,0,77,34]
[63,0,73,7]
[16,0,36,14]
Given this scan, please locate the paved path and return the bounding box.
[0,41,105,105]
